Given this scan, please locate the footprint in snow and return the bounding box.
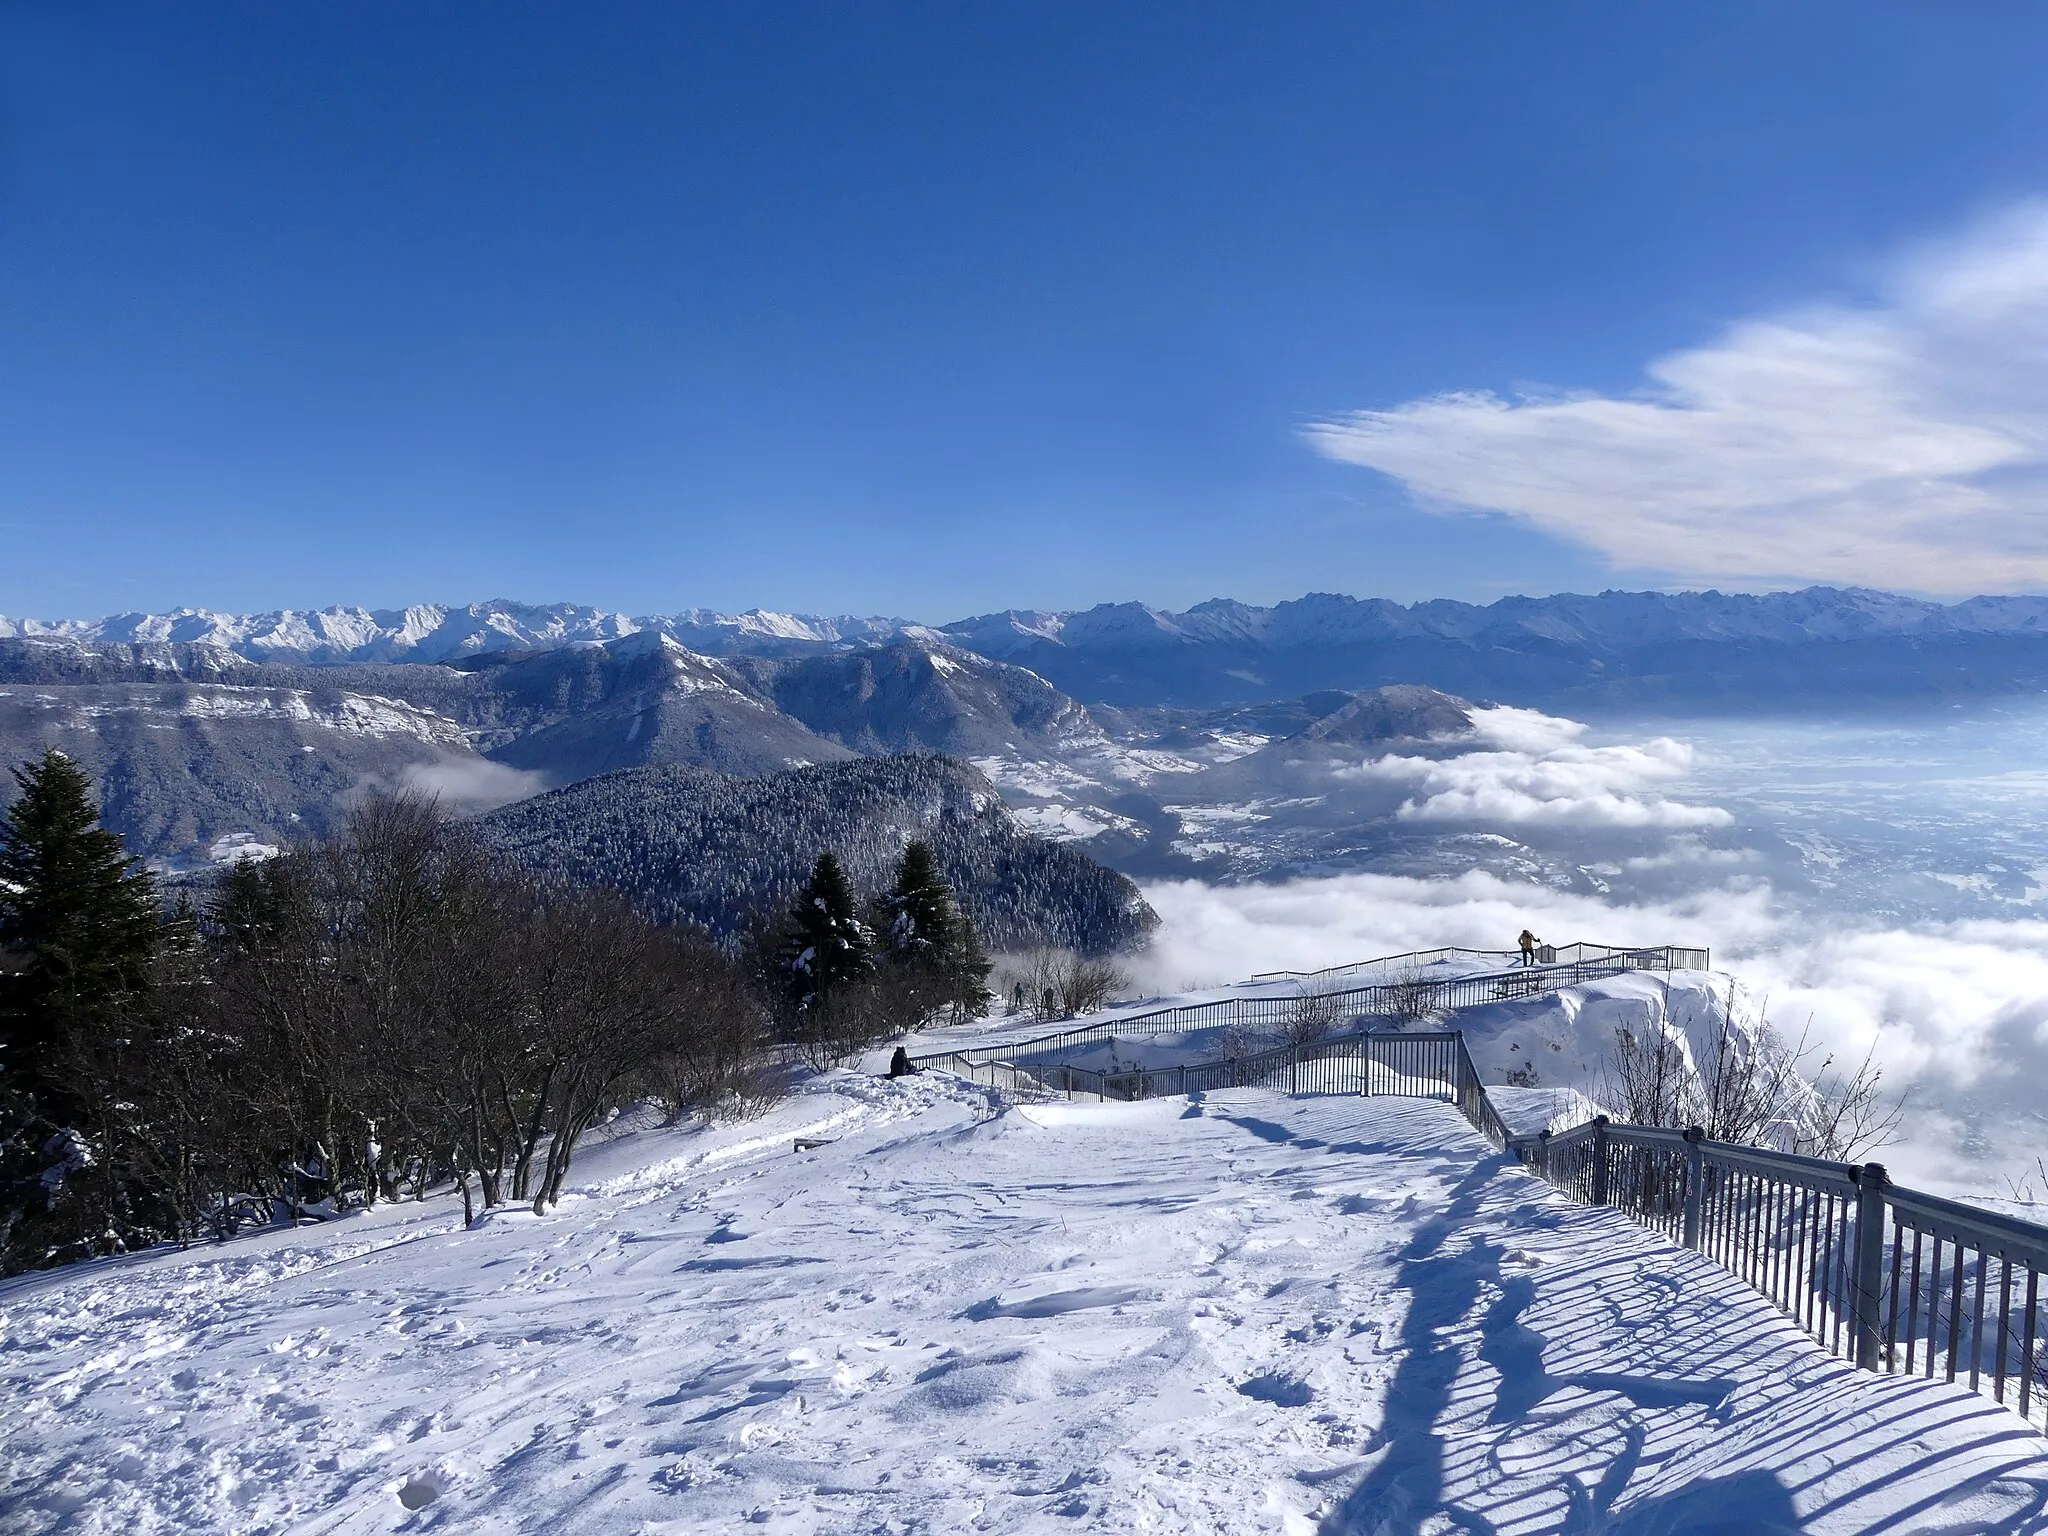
[964,1285,1149,1320]
[1238,1373,1316,1407]
[395,1471,447,1510]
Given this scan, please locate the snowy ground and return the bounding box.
[6,1069,2048,1534]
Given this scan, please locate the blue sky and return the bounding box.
[7,3,2048,621]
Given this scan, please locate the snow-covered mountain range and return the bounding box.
[0,600,922,664]
[14,586,2048,658]
[15,585,2048,708]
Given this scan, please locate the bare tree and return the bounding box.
[644,935,779,1121]
[1284,983,1348,1048]
[54,789,787,1251]
[997,947,1130,1021]
[1600,977,1904,1162]
[1789,1036,1906,1162]
[1603,1019,1697,1129]
[1377,961,1443,1031]
[2007,1158,2048,1205]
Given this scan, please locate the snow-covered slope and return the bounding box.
[5,1069,2043,1534]
[0,681,491,867]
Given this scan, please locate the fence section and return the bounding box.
[1516,1119,2048,1434]
[933,1027,1511,1149]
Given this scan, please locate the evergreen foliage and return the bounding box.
[0,750,164,1267]
[881,840,955,962]
[476,755,1156,955]
[878,840,992,1026]
[780,852,872,1009]
[0,750,161,1095]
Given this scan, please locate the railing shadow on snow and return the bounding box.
[1514,1116,2048,1437]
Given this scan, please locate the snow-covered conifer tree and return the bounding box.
[780,851,872,1010]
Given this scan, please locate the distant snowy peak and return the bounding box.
[0,600,921,665]
[932,609,1069,656]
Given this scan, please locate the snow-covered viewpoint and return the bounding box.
[5,1067,2048,1534]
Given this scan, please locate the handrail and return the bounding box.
[1888,1185,2048,1269]
[1515,1115,2048,1433]
[1254,940,1710,982]
[1547,1122,1864,1190]
[1250,946,1505,981]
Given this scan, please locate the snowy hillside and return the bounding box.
[5,1066,2045,1533]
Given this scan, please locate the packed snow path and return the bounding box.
[6,1074,2048,1534]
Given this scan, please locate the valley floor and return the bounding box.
[5,1071,2048,1534]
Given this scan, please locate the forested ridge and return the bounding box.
[477,754,1157,954]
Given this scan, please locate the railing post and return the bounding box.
[1851,1162,1890,1371]
[1681,1126,1705,1250]
[1591,1117,1611,1206]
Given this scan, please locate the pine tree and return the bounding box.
[0,751,160,1115]
[210,853,301,955]
[881,840,957,964]
[0,752,163,1270]
[779,852,871,1009]
[945,913,993,1025]
[879,841,991,1026]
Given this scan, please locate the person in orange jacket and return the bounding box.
[1518,929,1538,966]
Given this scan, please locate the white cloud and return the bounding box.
[390,755,551,815]
[1307,203,2048,593]
[1332,705,1731,829]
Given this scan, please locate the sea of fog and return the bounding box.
[1134,702,2048,1202]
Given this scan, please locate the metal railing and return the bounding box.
[1253,941,1710,982]
[930,1027,1512,1150]
[914,943,1707,1077]
[1516,1119,2048,1433]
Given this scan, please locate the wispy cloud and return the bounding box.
[1307,204,2048,593]
[351,755,550,816]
